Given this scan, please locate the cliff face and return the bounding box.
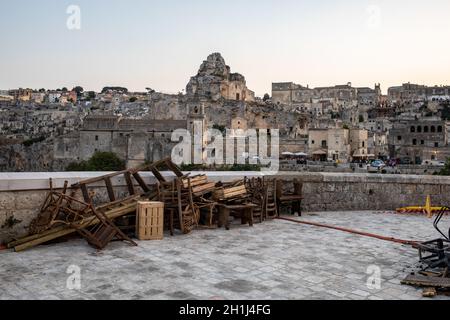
[0,141,71,172]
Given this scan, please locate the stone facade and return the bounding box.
[388,118,449,163]
[308,128,368,162]
[388,83,450,103]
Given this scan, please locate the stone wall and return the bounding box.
[1,172,450,244]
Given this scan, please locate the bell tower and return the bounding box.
[187,101,207,164]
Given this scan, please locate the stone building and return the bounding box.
[272,82,358,105]
[186,53,255,102]
[388,83,450,103]
[308,128,368,162]
[349,129,369,160]
[9,88,32,102]
[77,115,186,168]
[388,118,450,163]
[356,84,381,106]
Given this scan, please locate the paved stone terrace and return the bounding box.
[1,211,449,300]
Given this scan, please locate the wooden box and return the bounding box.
[136,201,164,240]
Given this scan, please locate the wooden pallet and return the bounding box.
[402,274,450,288]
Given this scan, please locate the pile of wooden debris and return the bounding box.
[7,158,303,252]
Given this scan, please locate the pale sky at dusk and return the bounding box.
[1,0,450,96]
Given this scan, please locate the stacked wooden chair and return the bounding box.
[264,178,279,219]
[276,178,303,216]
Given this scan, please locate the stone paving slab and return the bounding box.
[0,211,449,300]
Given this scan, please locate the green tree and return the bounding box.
[73,86,84,97]
[437,158,450,176]
[66,152,125,171]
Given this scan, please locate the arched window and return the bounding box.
[417,126,422,133]
[438,126,443,133]
[410,126,415,133]
[424,126,429,133]
[431,126,436,133]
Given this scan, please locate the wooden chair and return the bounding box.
[157,178,198,235]
[276,179,303,216]
[245,177,267,223]
[264,178,278,219]
[76,207,137,250]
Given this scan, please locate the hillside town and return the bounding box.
[1,53,450,173]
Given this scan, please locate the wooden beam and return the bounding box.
[165,159,184,177]
[80,184,91,203]
[124,172,135,195]
[150,167,166,183]
[132,172,150,192]
[104,177,116,202]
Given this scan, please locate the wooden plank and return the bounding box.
[192,182,216,194]
[80,184,91,203]
[150,167,166,183]
[9,192,158,250]
[165,159,184,177]
[13,197,149,252]
[183,176,208,188]
[132,172,151,192]
[72,169,129,187]
[401,274,450,288]
[223,185,246,195]
[104,177,116,202]
[124,172,136,195]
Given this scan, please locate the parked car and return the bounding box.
[370,160,386,169]
[399,158,412,165]
[422,160,446,167]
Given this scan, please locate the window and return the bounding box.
[236,93,240,100]
[312,140,315,144]
[362,142,365,148]
[410,126,415,133]
[424,126,429,133]
[413,139,417,145]
[398,136,402,141]
[417,126,422,133]
[435,142,439,147]
[321,140,327,148]
[421,140,424,145]
[438,126,443,133]
[431,126,436,133]
[95,135,99,141]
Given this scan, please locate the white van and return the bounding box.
[422,160,445,166]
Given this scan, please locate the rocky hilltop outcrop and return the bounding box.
[186,53,250,101]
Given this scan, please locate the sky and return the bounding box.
[1,0,450,96]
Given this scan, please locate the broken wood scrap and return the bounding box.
[10,193,156,252]
[401,274,450,289]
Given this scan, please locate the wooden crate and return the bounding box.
[214,184,247,200]
[136,202,164,240]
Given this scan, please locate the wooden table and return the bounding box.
[217,203,258,230]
